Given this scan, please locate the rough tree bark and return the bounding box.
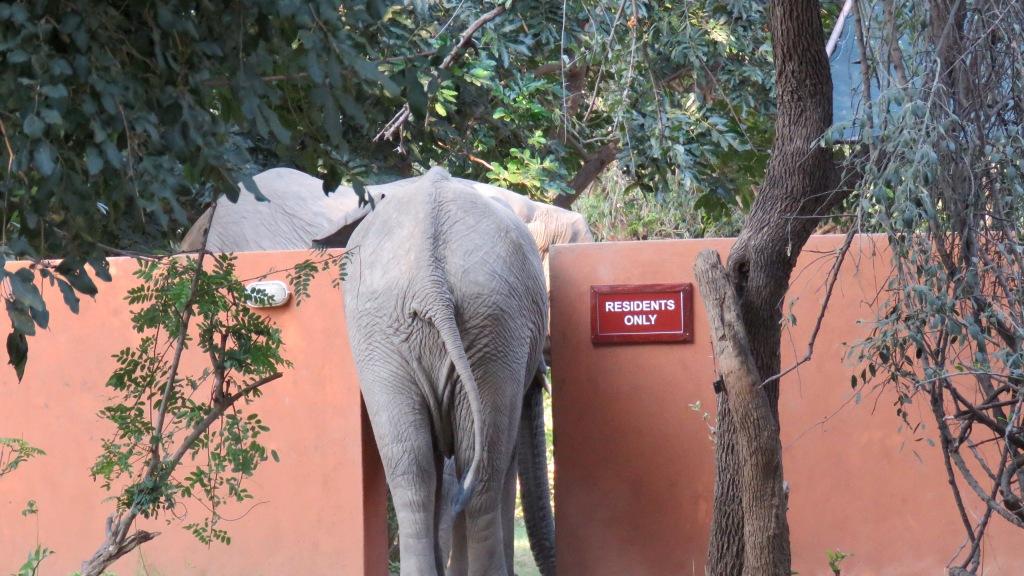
[696,250,789,575]
[702,0,843,574]
[554,142,618,209]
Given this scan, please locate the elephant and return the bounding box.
[339,167,548,575]
[180,167,572,574]
[181,167,593,294]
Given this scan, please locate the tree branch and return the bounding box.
[554,142,618,209]
[761,223,856,388]
[164,372,283,473]
[373,4,510,143]
[81,201,219,576]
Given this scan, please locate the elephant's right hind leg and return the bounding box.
[362,378,444,576]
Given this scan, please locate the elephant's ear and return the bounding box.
[313,203,373,248]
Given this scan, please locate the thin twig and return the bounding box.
[373,4,510,143]
[761,224,857,388]
[0,118,14,173]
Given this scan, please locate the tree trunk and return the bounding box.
[704,0,842,573]
[81,525,158,576]
[696,250,789,576]
[554,143,618,209]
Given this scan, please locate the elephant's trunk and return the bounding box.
[518,368,556,576]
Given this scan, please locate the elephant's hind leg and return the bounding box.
[362,375,445,576]
[452,366,525,576]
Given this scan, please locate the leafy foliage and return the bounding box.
[0,0,403,375]
[576,169,744,240]
[844,1,1024,570]
[0,437,44,478]
[11,545,51,576]
[90,253,289,547]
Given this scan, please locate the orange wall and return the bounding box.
[0,252,387,575]
[6,239,1023,575]
[550,236,1024,575]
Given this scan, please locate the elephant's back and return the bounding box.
[344,168,546,314]
[183,167,358,252]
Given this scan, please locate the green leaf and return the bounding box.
[271,449,280,462]
[85,146,104,175]
[39,108,63,125]
[434,101,447,117]
[6,331,28,381]
[404,67,428,119]
[10,268,45,310]
[57,279,80,313]
[6,300,35,336]
[57,262,98,296]
[29,305,49,330]
[32,142,57,176]
[88,258,113,282]
[40,84,69,99]
[367,0,387,19]
[23,114,45,138]
[349,54,401,97]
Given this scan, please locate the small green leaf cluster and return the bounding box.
[0,437,45,478]
[91,253,290,545]
[12,545,52,576]
[280,249,351,306]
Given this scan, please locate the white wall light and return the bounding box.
[244,280,291,308]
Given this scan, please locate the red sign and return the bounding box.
[590,283,693,345]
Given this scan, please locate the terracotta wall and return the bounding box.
[5,239,1023,575]
[0,252,387,575]
[550,235,1024,575]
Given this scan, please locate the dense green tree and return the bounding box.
[1,0,781,376]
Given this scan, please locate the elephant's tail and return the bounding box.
[429,299,484,515]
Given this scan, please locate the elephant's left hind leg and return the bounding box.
[362,375,445,576]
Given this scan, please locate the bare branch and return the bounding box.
[761,223,856,388]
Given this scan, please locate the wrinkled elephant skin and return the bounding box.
[342,168,548,576]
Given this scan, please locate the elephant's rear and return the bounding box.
[342,166,547,442]
[344,167,547,361]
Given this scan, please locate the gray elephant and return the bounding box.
[340,167,547,575]
[180,167,568,575]
[181,167,593,290]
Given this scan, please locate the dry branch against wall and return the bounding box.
[695,249,789,576]
[844,1,1024,573]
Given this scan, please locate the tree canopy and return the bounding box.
[0,0,783,376]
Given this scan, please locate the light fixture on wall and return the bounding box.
[244,280,291,308]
